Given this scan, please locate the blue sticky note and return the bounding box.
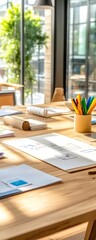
[10,179,28,187]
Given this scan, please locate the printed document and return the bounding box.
[0,164,62,198]
[3,133,96,171]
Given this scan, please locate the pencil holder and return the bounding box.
[74,114,91,133]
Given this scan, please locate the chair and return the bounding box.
[0,90,16,107]
[0,82,23,106]
[51,87,65,102]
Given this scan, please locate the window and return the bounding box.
[66,0,96,99]
[0,0,54,105]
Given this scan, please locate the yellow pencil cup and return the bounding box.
[74,114,91,133]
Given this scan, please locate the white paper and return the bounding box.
[3,133,96,171]
[0,181,11,193]
[0,108,23,117]
[27,106,70,117]
[0,129,14,138]
[27,118,47,130]
[0,164,62,198]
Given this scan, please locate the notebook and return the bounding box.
[26,105,71,117]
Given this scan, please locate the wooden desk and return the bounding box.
[0,103,96,240]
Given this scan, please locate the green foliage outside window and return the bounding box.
[0,2,48,92]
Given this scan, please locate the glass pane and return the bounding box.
[78,24,86,55]
[0,1,21,104]
[0,0,53,105]
[73,25,79,54]
[70,8,73,24]
[80,6,87,23]
[89,22,96,56]
[74,7,79,24]
[73,24,86,55]
[88,5,96,97]
[69,26,73,55]
[67,0,87,99]
[24,0,53,105]
[74,6,87,24]
[90,4,96,22]
[88,57,96,96]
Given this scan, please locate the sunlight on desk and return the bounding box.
[2,150,26,164]
[0,204,14,225]
[10,191,67,217]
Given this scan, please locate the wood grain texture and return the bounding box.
[41,223,87,240]
[84,219,96,240]
[0,102,96,240]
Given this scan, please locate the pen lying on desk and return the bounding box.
[88,171,96,175]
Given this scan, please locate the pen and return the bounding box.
[87,98,96,114]
[86,96,92,110]
[81,98,87,115]
[77,94,81,102]
[88,171,96,175]
[76,94,83,115]
[76,98,78,106]
[87,96,95,113]
[71,99,80,114]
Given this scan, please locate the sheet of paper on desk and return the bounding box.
[0,164,62,198]
[3,133,96,172]
[0,128,14,137]
[0,108,23,117]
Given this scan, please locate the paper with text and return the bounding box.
[3,133,96,171]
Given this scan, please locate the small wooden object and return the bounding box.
[51,87,65,102]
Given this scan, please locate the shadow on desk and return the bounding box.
[84,132,96,141]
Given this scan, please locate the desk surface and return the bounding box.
[0,102,96,240]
